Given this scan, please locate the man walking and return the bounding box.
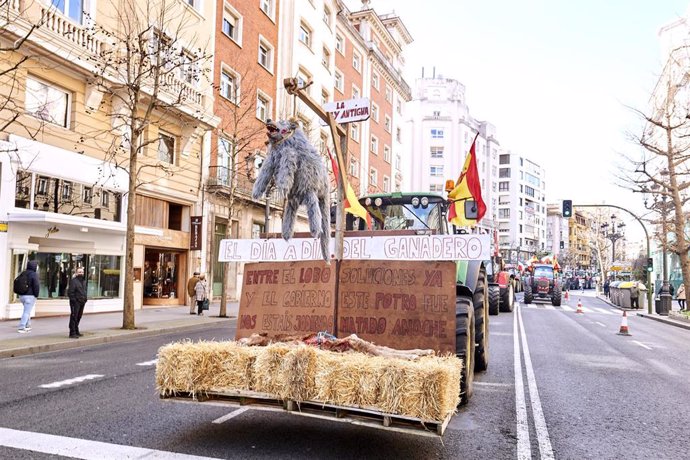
[17,260,40,333]
[187,271,200,315]
[67,267,87,338]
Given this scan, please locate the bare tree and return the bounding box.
[79,0,214,329]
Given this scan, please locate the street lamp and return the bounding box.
[644,182,673,315]
[600,214,626,267]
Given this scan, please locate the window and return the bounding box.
[433,111,441,117]
[499,154,510,164]
[430,147,444,158]
[101,191,110,207]
[430,166,444,177]
[372,72,380,90]
[258,38,274,71]
[256,92,271,121]
[25,76,70,128]
[335,33,344,54]
[37,177,48,195]
[158,132,175,164]
[384,145,391,163]
[499,168,510,178]
[499,182,509,191]
[179,50,199,86]
[431,128,444,139]
[217,137,232,186]
[385,86,392,102]
[299,22,312,48]
[323,5,331,26]
[61,181,72,200]
[395,154,401,171]
[321,89,329,106]
[260,0,274,18]
[396,99,402,114]
[352,85,360,99]
[297,69,312,95]
[383,176,390,192]
[371,103,379,122]
[83,186,92,204]
[370,136,378,154]
[384,115,391,133]
[349,159,359,177]
[352,51,361,72]
[51,0,83,24]
[430,184,444,192]
[220,68,238,102]
[252,222,264,239]
[369,168,378,187]
[334,70,344,92]
[499,209,510,219]
[396,127,401,142]
[525,185,536,197]
[350,123,360,142]
[222,5,242,44]
[322,46,331,69]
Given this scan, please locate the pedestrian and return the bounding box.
[677,283,686,311]
[67,267,87,338]
[604,279,610,298]
[16,260,40,333]
[195,274,208,316]
[630,282,639,309]
[187,271,200,315]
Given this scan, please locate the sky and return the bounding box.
[346,0,689,242]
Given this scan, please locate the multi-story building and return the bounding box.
[568,211,591,269]
[404,75,499,233]
[496,152,547,262]
[546,204,570,256]
[0,0,217,319]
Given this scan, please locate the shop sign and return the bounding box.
[190,216,203,251]
[323,97,371,123]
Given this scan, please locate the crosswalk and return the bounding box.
[519,303,618,315]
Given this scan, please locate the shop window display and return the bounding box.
[143,250,180,299]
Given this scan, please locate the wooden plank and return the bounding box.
[236,261,337,340]
[337,260,457,353]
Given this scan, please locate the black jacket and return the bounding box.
[26,260,40,297]
[68,275,87,304]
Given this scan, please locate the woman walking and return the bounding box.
[195,274,209,316]
[676,283,686,311]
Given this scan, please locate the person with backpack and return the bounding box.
[67,267,88,339]
[16,260,40,333]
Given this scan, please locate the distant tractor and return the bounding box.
[523,263,562,306]
[487,256,514,315]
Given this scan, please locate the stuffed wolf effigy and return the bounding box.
[252,119,330,262]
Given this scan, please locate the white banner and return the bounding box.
[218,234,490,262]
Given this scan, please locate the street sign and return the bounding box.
[190,216,203,251]
[323,97,370,123]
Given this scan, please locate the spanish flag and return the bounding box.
[448,133,486,227]
[327,148,371,228]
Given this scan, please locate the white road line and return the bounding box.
[633,341,652,350]
[475,382,513,387]
[0,427,221,459]
[39,374,104,389]
[592,308,613,315]
[136,359,158,366]
[595,322,606,327]
[560,305,574,312]
[542,304,555,310]
[513,303,532,460]
[517,303,555,459]
[212,407,250,424]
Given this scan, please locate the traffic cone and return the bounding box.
[576,299,584,314]
[617,310,632,336]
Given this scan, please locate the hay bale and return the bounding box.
[252,343,291,395]
[314,351,381,407]
[276,345,318,401]
[156,341,257,396]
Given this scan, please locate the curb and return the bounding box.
[635,313,690,331]
[0,317,235,359]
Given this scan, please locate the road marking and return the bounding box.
[513,303,532,460]
[543,305,555,310]
[475,382,513,387]
[592,308,613,315]
[633,341,652,350]
[517,304,555,459]
[136,359,158,366]
[212,407,250,424]
[39,374,104,389]
[0,427,221,459]
[560,305,574,312]
[596,322,606,327]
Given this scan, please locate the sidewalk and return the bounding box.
[595,293,690,331]
[0,301,239,359]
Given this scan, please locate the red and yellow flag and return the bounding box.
[327,148,371,228]
[448,134,486,227]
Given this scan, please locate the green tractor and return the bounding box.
[348,191,489,404]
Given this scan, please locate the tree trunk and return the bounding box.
[122,135,138,329]
[218,221,232,318]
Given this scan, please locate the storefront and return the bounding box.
[142,247,187,306]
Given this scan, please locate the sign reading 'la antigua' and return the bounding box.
[323,97,371,123]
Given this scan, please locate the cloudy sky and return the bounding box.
[346,0,689,240]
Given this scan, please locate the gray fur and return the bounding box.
[252,119,331,262]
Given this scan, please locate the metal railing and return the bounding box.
[207,166,283,207]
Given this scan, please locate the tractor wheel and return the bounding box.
[488,284,500,315]
[524,282,534,304]
[455,295,475,406]
[500,283,515,313]
[474,269,489,372]
[552,283,562,306]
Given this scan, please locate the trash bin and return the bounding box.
[618,281,637,309]
[610,281,621,306]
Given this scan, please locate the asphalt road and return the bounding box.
[0,293,688,459]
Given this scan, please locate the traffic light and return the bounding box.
[560,240,564,249]
[647,257,653,272]
[562,199,573,218]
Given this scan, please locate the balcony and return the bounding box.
[207,166,283,207]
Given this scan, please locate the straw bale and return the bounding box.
[275,345,318,401]
[252,344,291,395]
[156,341,258,396]
[314,351,382,407]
